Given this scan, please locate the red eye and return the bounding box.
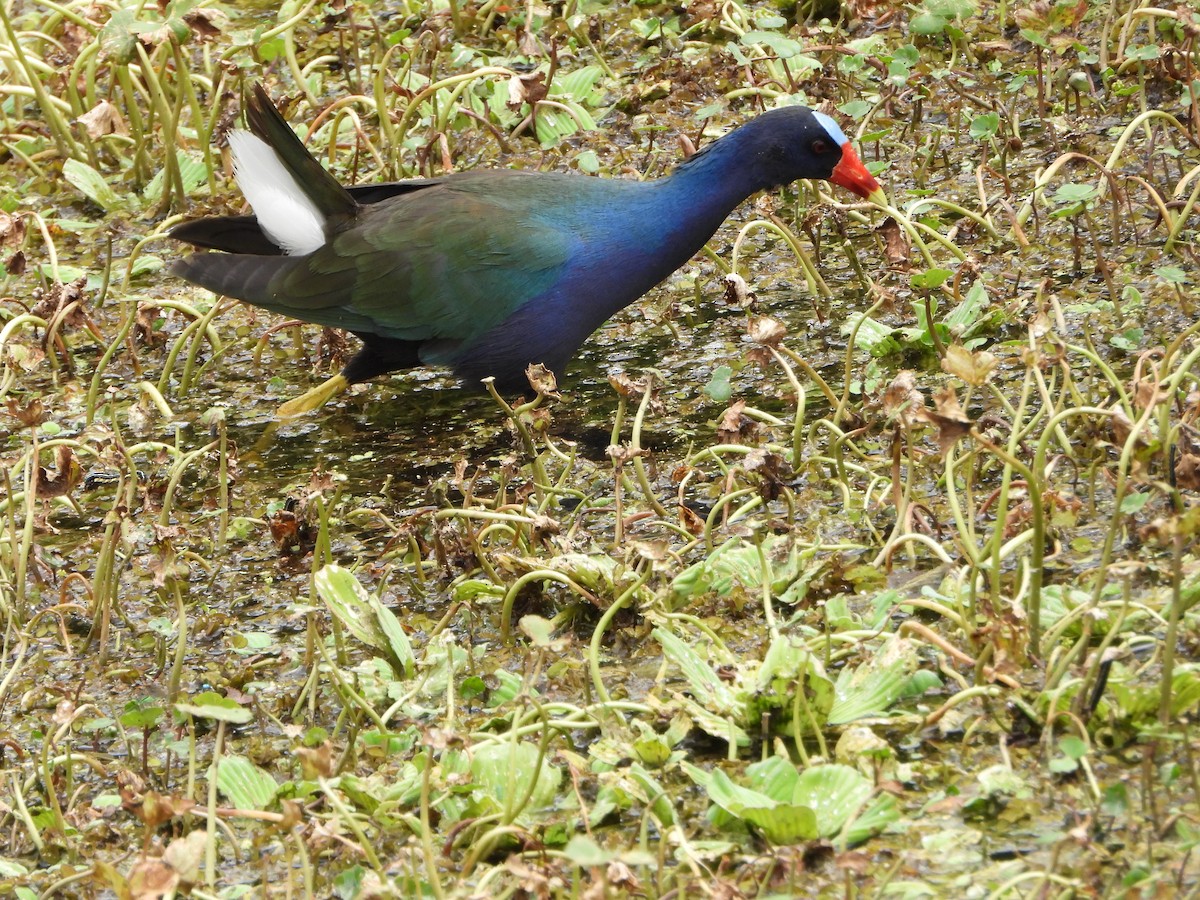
[811,139,831,154]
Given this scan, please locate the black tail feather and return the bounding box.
[170,252,297,306]
[171,216,283,255]
[245,83,358,221]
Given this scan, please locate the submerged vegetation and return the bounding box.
[2,0,1200,895]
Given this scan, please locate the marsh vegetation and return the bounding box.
[2,0,1200,896]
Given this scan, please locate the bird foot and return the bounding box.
[276,374,350,418]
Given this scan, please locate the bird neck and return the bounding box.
[625,129,773,267]
[663,118,783,205]
[631,124,784,260]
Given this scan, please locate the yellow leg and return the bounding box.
[276,373,350,418]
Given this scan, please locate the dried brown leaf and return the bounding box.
[606,443,650,465]
[152,523,186,542]
[525,362,560,397]
[1176,424,1200,490]
[6,395,45,427]
[316,326,351,371]
[182,7,226,40]
[36,446,82,499]
[1028,311,1052,340]
[717,399,755,443]
[917,387,973,454]
[508,72,548,109]
[941,344,999,386]
[135,303,166,346]
[268,509,302,551]
[31,277,90,332]
[745,347,773,370]
[746,315,786,347]
[744,448,789,501]
[880,371,925,425]
[148,545,189,588]
[296,742,335,779]
[723,273,752,307]
[123,789,194,829]
[518,27,542,56]
[877,216,909,268]
[128,858,179,899]
[678,503,705,536]
[0,210,26,250]
[1110,407,1147,450]
[77,100,127,139]
[608,372,648,397]
[1133,377,1169,412]
[307,470,337,494]
[161,830,205,888]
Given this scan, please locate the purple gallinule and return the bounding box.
[172,84,884,415]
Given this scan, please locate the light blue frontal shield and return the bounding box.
[812,110,849,148]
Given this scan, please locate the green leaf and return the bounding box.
[174,691,252,724]
[1154,265,1189,284]
[563,834,612,866]
[1169,666,1200,716]
[119,702,164,730]
[745,755,799,801]
[333,865,367,899]
[740,802,820,843]
[828,636,917,724]
[98,8,139,63]
[575,149,600,174]
[943,278,990,338]
[49,218,100,233]
[1049,755,1078,774]
[847,314,903,355]
[452,578,505,602]
[969,112,1000,140]
[838,99,873,118]
[518,614,558,647]
[534,101,597,147]
[486,669,524,708]
[142,152,209,203]
[927,0,978,18]
[909,12,948,35]
[470,741,561,821]
[552,66,604,105]
[628,763,675,825]
[1060,734,1089,763]
[1109,327,1144,352]
[1119,492,1149,515]
[977,764,1028,798]
[671,535,805,600]
[741,31,805,58]
[653,626,737,710]
[1020,27,1050,48]
[315,565,414,677]
[315,566,383,645]
[910,267,952,290]
[744,636,834,734]
[789,764,897,843]
[62,158,124,211]
[703,365,733,402]
[217,755,278,810]
[128,255,164,278]
[685,760,898,845]
[1050,183,1100,216]
[1101,782,1129,817]
[753,12,788,28]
